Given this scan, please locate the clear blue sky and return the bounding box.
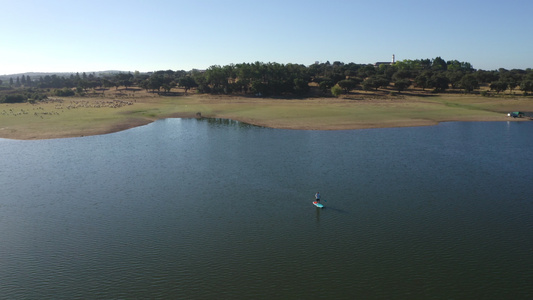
[1,0,532,75]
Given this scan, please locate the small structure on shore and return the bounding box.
[507,111,525,118]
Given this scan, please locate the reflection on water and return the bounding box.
[0,120,532,299]
[202,117,262,129]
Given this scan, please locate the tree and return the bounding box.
[447,60,474,73]
[78,80,89,93]
[115,73,133,89]
[362,76,389,91]
[446,70,464,89]
[459,74,479,93]
[178,76,197,94]
[318,80,334,93]
[498,69,524,94]
[147,76,163,92]
[205,65,229,93]
[337,79,357,93]
[414,71,431,90]
[358,64,377,78]
[489,81,508,94]
[419,58,432,70]
[475,70,498,85]
[432,56,447,71]
[391,70,411,81]
[293,78,309,95]
[161,81,177,93]
[379,64,397,79]
[520,80,533,95]
[361,77,377,91]
[102,78,115,90]
[375,76,390,90]
[393,79,411,93]
[191,69,209,93]
[507,80,519,94]
[429,74,450,92]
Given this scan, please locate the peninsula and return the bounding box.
[1,88,531,140]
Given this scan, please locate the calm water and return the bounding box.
[0,119,532,299]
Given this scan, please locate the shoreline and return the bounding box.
[1,115,529,141]
[1,94,532,140]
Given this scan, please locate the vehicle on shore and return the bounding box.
[508,111,525,118]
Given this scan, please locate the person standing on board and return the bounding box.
[315,192,321,203]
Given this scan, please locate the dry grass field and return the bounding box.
[1,87,532,140]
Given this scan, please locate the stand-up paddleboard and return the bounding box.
[313,201,324,208]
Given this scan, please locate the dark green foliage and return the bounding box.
[2,57,531,100]
[489,81,508,94]
[362,76,388,91]
[2,94,26,103]
[199,62,312,96]
[361,77,376,91]
[319,80,334,93]
[178,76,197,93]
[0,87,47,103]
[445,70,465,89]
[520,80,533,95]
[459,74,479,93]
[337,79,358,93]
[393,79,411,92]
[115,72,134,89]
[392,70,411,81]
[432,57,447,71]
[414,71,432,90]
[54,88,75,96]
[293,78,310,95]
[474,70,499,84]
[429,74,450,92]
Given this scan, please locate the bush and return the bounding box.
[54,88,75,97]
[331,84,343,97]
[2,94,26,103]
[30,93,47,101]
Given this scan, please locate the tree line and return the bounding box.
[2,57,533,103]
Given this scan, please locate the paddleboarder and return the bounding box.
[315,192,321,203]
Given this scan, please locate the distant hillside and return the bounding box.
[0,71,128,81]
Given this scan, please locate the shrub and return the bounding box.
[2,94,26,103]
[331,84,343,97]
[54,88,75,96]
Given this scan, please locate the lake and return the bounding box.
[0,119,532,299]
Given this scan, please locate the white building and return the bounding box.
[374,54,396,67]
